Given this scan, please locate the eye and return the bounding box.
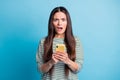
[53,18,58,22]
[61,18,66,21]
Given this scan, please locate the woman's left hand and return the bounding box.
[54,51,70,64]
[54,51,79,72]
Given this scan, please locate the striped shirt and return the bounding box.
[36,36,84,80]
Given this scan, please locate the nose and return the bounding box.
[58,20,62,26]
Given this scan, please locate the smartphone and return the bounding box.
[56,44,65,52]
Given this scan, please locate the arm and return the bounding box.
[54,37,84,73]
[54,52,80,72]
[66,58,79,72]
[36,39,60,73]
[39,59,53,73]
[39,54,60,73]
[67,37,84,72]
[36,39,52,73]
[73,37,84,72]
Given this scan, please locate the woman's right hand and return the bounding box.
[51,53,60,64]
[40,53,59,73]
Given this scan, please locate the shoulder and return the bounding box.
[39,37,46,45]
[41,37,46,43]
[74,36,81,42]
[74,36,83,47]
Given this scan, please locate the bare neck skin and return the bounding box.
[54,34,65,38]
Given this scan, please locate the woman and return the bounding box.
[36,6,83,80]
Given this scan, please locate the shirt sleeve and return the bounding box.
[36,38,45,72]
[74,36,84,73]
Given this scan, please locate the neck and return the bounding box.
[55,34,65,38]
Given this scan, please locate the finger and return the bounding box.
[57,53,68,59]
[55,54,66,61]
[59,56,67,62]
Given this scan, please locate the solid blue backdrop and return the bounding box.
[0,0,120,80]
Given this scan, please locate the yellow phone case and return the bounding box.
[56,44,65,52]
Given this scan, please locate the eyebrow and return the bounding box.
[53,17,66,19]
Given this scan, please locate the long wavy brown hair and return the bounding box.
[43,6,76,77]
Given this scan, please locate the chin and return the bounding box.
[57,32,64,35]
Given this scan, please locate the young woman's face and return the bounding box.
[53,12,67,37]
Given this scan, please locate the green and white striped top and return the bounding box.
[36,36,84,80]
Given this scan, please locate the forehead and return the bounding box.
[53,12,66,18]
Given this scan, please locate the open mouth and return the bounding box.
[57,27,63,30]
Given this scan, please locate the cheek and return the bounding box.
[53,22,57,27]
[64,26,67,31]
[64,22,67,29]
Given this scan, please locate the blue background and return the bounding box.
[0,0,120,80]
